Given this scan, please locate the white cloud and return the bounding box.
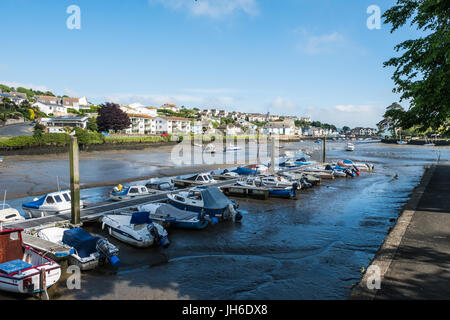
[149,0,259,18]
[335,105,374,113]
[0,81,51,92]
[269,97,298,114]
[295,29,345,55]
[303,104,383,128]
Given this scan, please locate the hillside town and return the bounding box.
[0,86,379,138]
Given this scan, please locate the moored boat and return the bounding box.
[0,204,25,224]
[167,186,243,222]
[346,143,355,151]
[110,184,155,201]
[37,227,120,271]
[0,228,61,294]
[137,203,209,230]
[22,190,85,218]
[101,211,170,248]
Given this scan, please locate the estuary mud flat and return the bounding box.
[1,142,448,300]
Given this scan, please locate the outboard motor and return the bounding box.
[96,238,120,267]
[147,223,170,248]
[292,182,300,190]
[325,164,333,171]
[227,203,243,223]
[343,168,355,177]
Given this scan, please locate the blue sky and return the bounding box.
[0,0,422,128]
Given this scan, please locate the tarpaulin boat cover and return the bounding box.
[22,195,46,209]
[62,228,99,258]
[0,259,32,274]
[130,211,152,225]
[201,187,232,211]
[155,204,198,220]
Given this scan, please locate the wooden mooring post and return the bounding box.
[322,136,327,164]
[39,268,49,300]
[70,136,81,226]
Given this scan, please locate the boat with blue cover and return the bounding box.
[37,227,120,271]
[167,186,243,223]
[232,164,269,176]
[22,190,85,218]
[137,203,209,230]
[279,158,313,168]
[101,211,170,248]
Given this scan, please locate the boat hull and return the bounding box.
[0,266,61,294]
[107,226,154,248]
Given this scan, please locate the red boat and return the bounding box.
[0,228,61,294]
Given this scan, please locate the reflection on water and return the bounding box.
[2,142,449,299]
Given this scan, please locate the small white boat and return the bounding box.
[22,190,85,218]
[0,228,61,294]
[110,184,155,201]
[255,175,300,189]
[101,212,170,248]
[0,205,25,223]
[346,143,355,151]
[37,227,120,271]
[174,172,217,185]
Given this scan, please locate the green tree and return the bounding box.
[87,117,98,132]
[383,0,450,131]
[342,126,351,133]
[377,102,405,136]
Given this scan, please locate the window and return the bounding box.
[129,188,138,194]
[141,187,147,193]
[175,196,185,202]
[54,195,63,203]
[63,193,71,202]
[197,176,205,182]
[5,214,17,220]
[10,232,19,240]
[46,196,55,204]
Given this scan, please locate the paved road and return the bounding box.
[0,122,33,136]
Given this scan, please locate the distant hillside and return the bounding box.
[0,83,56,99]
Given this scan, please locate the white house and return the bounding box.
[47,116,88,129]
[124,104,158,117]
[248,113,267,123]
[191,121,203,135]
[160,104,179,113]
[33,102,68,116]
[156,116,191,134]
[263,121,295,135]
[124,114,156,135]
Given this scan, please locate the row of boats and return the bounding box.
[0,156,374,296]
